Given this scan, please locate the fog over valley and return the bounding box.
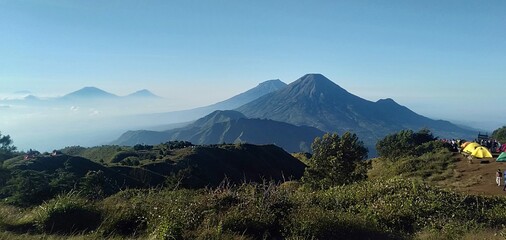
[0,88,180,151]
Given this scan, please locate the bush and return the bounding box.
[376,129,438,160]
[372,148,457,182]
[34,192,101,234]
[99,189,148,237]
[303,132,369,189]
[287,207,393,239]
[492,126,506,143]
[5,170,52,206]
[110,151,139,163]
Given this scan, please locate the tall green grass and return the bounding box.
[3,179,506,239]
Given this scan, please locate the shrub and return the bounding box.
[99,189,148,237]
[34,192,101,234]
[145,189,203,239]
[5,170,52,206]
[287,207,392,239]
[373,148,457,182]
[110,151,138,163]
[492,126,506,142]
[376,129,438,160]
[303,132,369,189]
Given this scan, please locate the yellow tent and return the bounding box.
[463,142,481,154]
[471,146,493,159]
[461,141,472,148]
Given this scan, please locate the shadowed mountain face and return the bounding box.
[113,110,324,152]
[236,73,475,147]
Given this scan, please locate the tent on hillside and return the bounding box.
[461,141,472,149]
[497,152,506,162]
[463,142,481,154]
[500,143,506,152]
[471,146,493,159]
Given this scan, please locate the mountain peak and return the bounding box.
[295,73,337,87]
[24,95,39,101]
[210,79,287,110]
[299,73,329,81]
[284,73,351,99]
[257,79,285,87]
[376,98,397,104]
[63,87,117,99]
[127,89,161,98]
[191,110,246,128]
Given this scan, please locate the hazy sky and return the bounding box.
[1,1,505,125]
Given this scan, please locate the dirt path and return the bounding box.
[441,154,506,196]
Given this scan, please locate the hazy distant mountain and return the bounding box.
[113,110,324,152]
[136,79,287,125]
[2,87,161,103]
[126,89,161,99]
[210,79,287,109]
[24,95,40,101]
[236,73,476,148]
[62,87,119,100]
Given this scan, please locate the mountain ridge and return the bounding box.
[134,79,288,126]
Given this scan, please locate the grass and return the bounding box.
[3,143,506,239]
[0,203,35,233]
[3,178,506,239]
[368,148,459,183]
[34,191,102,234]
[61,145,129,164]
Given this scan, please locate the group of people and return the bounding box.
[440,138,503,153]
[496,169,506,191]
[439,139,462,152]
[477,139,502,153]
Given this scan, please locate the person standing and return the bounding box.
[503,169,506,191]
[497,169,502,186]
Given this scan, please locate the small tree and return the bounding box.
[6,170,52,206]
[0,132,16,161]
[302,132,369,189]
[376,129,438,160]
[492,126,506,142]
[79,170,116,200]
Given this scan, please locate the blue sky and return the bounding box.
[1,0,505,128]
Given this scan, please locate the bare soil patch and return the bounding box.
[440,153,506,196]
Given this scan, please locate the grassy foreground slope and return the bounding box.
[2,176,506,239]
[3,131,506,239]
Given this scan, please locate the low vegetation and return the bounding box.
[492,126,506,143]
[1,128,506,239]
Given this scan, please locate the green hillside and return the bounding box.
[3,129,506,239]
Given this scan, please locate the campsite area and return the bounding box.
[441,151,506,196]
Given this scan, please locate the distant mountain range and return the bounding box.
[115,73,476,155]
[131,79,287,126]
[2,87,161,103]
[236,74,475,148]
